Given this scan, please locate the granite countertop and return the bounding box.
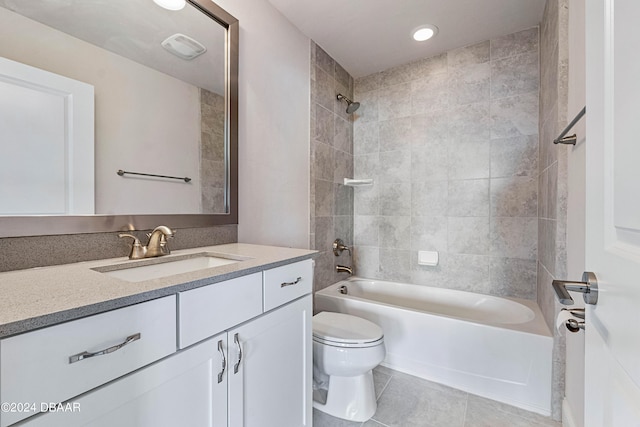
[0,243,316,338]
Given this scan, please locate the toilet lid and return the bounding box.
[312,312,383,345]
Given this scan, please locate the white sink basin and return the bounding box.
[95,253,244,282]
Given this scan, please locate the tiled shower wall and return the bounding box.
[352,28,540,300]
[537,0,570,421]
[200,89,226,214]
[309,42,355,291]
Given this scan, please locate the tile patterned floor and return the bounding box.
[313,366,562,427]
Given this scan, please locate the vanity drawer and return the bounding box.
[178,272,262,349]
[263,260,313,311]
[0,295,176,427]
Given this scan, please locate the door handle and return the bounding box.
[552,271,598,305]
[217,339,226,383]
[233,333,242,374]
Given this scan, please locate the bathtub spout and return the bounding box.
[336,265,353,275]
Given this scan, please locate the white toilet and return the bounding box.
[312,311,386,422]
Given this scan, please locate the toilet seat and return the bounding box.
[313,312,384,348]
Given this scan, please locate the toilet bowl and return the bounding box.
[312,311,385,422]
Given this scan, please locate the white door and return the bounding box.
[228,295,312,427]
[584,0,640,425]
[0,56,94,215]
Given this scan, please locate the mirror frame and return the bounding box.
[0,0,238,238]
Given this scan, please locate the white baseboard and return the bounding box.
[562,398,578,427]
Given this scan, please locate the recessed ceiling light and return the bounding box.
[153,0,186,11]
[412,25,438,42]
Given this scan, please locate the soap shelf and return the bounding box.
[343,178,373,187]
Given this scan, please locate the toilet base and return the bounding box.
[312,370,377,422]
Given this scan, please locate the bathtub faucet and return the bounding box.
[333,239,351,256]
[336,265,353,275]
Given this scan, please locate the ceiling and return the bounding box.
[0,0,226,94]
[268,0,547,78]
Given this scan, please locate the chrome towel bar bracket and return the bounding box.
[553,106,586,145]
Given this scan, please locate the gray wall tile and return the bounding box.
[490,177,538,217]
[379,249,411,282]
[411,110,449,147]
[310,43,355,292]
[354,121,379,155]
[491,217,538,260]
[314,141,335,181]
[354,184,379,215]
[491,51,540,99]
[448,62,491,106]
[354,89,379,123]
[448,179,490,217]
[410,53,448,78]
[448,102,490,142]
[448,40,490,69]
[448,217,490,255]
[379,82,412,120]
[351,29,539,304]
[410,216,448,251]
[333,184,353,216]
[490,135,539,178]
[354,215,380,246]
[315,105,335,145]
[489,257,537,299]
[411,181,448,216]
[354,245,380,279]
[379,117,412,152]
[411,73,449,115]
[379,150,411,182]
[355,72,382,95]
[490,27,540,60]
[315,45,335,76]
[379,216,411,250]
[447,141,490,180]
[446,254,491,293]
[411,145,449,182]
[380,182,411,215]
[334,116,352,154]
[315,67,335,112]
[491,92,539,138]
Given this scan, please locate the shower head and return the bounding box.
[337,93,360,114]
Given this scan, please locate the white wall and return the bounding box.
[565,0,586,426]
[0,7,202,215]
[215,0,311,249]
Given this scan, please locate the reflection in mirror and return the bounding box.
[0,0,238,234]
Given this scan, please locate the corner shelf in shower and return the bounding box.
[343,178,373,187]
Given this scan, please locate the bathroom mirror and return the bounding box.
[0,0,238,237]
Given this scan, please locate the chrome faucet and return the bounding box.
[336,265,353,275]
[119,225,175,260]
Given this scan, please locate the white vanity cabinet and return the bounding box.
[227,294,312,427]
[1,257,313,427]
[0,296,177,427]
[178,260,313,427]
[15,335,227,427]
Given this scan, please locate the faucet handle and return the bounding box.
[119,233,147,260]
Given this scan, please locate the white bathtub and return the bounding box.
[315,278,553,416]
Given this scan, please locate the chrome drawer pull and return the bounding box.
[217,339,227,383]
[281,277,302,288]
[233,333,242,374]
[69,333,141,364]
